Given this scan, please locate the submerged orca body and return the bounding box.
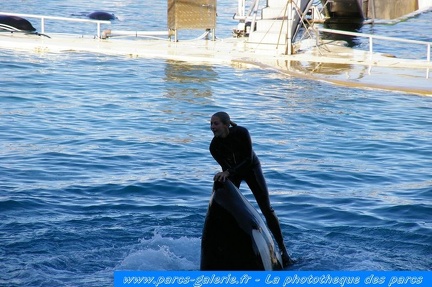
[200,180,283,270]
[87,11,116,21]
[0,15,36,31]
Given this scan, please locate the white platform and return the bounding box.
[1,31,431,96]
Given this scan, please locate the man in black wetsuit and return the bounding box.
[209,111,293,267]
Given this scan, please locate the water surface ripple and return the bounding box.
[0,1,431,286]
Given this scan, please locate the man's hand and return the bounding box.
[213,170,230,182]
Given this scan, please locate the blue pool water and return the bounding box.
[0,1,431,286]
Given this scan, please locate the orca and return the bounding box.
[87,11,116,21]
[0,15,36,32]
[200,180,283,270]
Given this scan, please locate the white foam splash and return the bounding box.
[117,231,200,271]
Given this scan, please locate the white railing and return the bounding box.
[314,27,431,78]
[316,27,432,63]
[0,12,111,37]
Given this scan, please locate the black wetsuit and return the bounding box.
[210,125,258,180]
[209,125,288,260]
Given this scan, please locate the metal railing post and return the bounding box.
[287,0,293,55]
[41,17,45,34]
[238,0,245,18]
[250,0,260,36]
[427,43,431,62]
[427,43,431,79]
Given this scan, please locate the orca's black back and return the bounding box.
[200,180,282,270]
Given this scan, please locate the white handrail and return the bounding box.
[0,11,111,37]
[316,27,432,62]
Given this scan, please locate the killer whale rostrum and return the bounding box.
[200,180,283,270]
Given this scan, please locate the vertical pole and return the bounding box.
[41,17,45,34]
[215,0,217,40]
[368,36,373,75]
[286,0,293,55]
[427,43,431,79]
[238,0,245,18]
[250,0,259,36]
[370,0,376,24]
[362,0,368,18]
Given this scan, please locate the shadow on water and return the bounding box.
[321,18,364,47]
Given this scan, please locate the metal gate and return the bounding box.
[168,0,216,41]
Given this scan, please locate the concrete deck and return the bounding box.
[0,32,431,96]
